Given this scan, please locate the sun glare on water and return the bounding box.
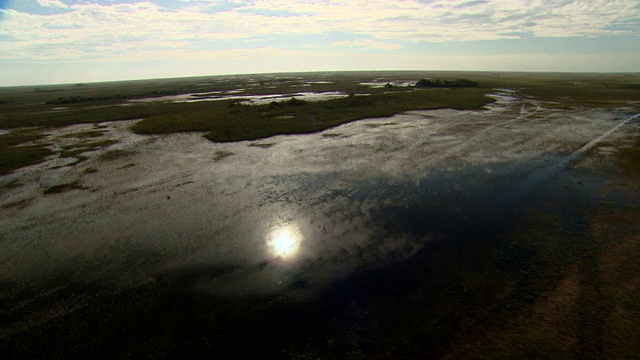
[268,224,302,259]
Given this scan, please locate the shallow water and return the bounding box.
[240,91,348,105]
[360,80,416,88]
[2,91,635,289]
[128,90,348,104]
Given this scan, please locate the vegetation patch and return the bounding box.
[248,142,275,148]
[49,155,89,169]
[60,130,107,139]
[616,136,640,175]
[212,150,234,161]
[0,197,33,209]
[415,78,478,88]
[58,139,118,158]
[132,88,493,142]
[98,149,131,161]
[321,133,343,138]
[1,179,22,190]
[46,95,126,104]
[0,142,54,176]
[43,181,85,194]
[117,163,136,169]
[365,121,397,128]
[0,130,47,147]
[66,156,88,167]
[82,167,98,174]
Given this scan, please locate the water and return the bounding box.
[128,90,349,104]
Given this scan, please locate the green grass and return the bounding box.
[58,139,118,158]
[0,146,54,175]
[0,102,192,129]
[0,130,55,175]
[60,130,107,139]
[0,130,47,147]
[132,88,493,142]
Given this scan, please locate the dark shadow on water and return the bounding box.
[1,158,607,359]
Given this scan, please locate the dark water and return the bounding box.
[1,153,610,359]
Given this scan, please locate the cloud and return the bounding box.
[0,0,638,63]
[454,1,489,9]
[330,39,401,50]
[36,0,68,9]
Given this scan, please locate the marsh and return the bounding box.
[1,72,640,358]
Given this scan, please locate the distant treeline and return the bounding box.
[45,89,187,104]
[415,79,478,88]
[46,95,129,104]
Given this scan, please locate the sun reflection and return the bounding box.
[268,224,302,259]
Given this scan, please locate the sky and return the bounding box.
[0,0,639,86]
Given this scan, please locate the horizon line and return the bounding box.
[2,69,639,89]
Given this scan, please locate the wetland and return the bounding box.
[1,71,640,358]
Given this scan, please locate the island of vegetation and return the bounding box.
[132,87,493,142]
[415,78,478,88]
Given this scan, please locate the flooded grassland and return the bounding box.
[1,72,640,358]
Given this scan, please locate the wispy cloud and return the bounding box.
[330,39,401,50]
[454,0,489,9]
[36,0,69,9]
